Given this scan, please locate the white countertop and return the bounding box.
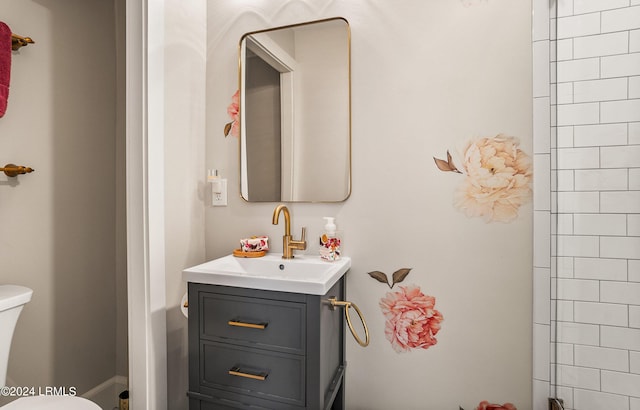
[182,253,351,295]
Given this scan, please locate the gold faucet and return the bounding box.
[272,204,307,259]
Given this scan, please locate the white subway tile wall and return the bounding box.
[574,257,628,281]
[574,123,627,147]
[573,32,628,59]
[632,351,640,372]
[601,191,640,213]
[574,389,630,410]
[533,1,640,408]
[631,307,640,328]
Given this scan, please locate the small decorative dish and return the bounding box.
[232,249,266,258]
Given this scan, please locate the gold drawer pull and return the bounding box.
[228,366,268,381]
[227,320,268,330]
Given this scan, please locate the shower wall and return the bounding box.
[533,1,640,409]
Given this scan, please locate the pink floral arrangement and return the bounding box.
[434,134,532,223]
[379,284,443,353]
[224,90,239,138]
[461,401,517,410]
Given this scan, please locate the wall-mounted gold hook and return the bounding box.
[1,164,35,177]
[11,34,35,51]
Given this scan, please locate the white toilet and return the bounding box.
[0,285,101,409]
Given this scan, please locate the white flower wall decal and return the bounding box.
[434,134,532,223]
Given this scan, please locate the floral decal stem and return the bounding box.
[367,268,412,289]
[433,150,462,174]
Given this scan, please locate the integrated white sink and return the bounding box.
[182,253,351,295]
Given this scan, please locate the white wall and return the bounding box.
[0,0,125,403]
[205,1,532,409]
[533,1,640,409]
[163,0,207,409]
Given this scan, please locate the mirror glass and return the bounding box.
[239,18,351,202]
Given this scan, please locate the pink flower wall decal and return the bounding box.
[472,401,517,410]
[224,90,239,138]
[434,134,532,223]
[379,284,443,353]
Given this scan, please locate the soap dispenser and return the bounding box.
[319,217,341,261]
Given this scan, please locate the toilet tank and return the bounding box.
[0,285,33,387]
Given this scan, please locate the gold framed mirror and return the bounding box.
[239,18,351,202]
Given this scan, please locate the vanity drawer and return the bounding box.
[194,394,272,410]
[200,293,305,354]
[201,341,305,407]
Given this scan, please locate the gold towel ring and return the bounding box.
[329,297,370,347]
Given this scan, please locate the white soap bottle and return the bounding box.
[319,217,341,261]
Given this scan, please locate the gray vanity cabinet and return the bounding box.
[187,278,346,410]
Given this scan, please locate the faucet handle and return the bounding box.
[293,227,307,251]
